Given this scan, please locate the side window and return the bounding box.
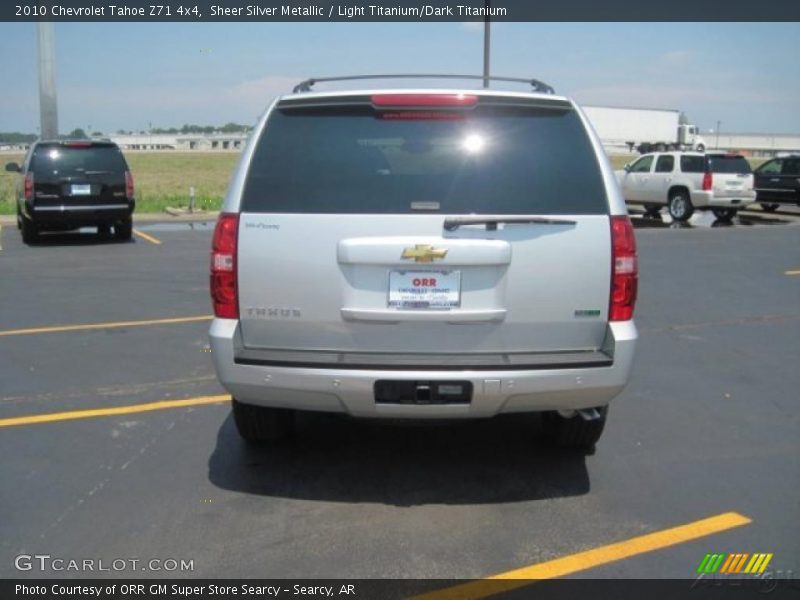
[655,155,674,173]
[680,155,705,173]
[630,155,654,173]
[757,159,782,175]
[782,159,799,175]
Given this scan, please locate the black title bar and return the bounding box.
[3,0,800,22]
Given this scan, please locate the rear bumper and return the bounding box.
[209,319,638,419]
[691,191,755,208]
[28,200,134,227]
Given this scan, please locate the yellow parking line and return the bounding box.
[785,269,800,276]
[133,228,162,245]
[413,512,752,600]
[0,394,230,428]
[0,315,213,338]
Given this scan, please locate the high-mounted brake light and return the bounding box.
[609,216,637,322]
[702,172,713,191]
[64,141,93,148]
[371,94,478,107]
[210,213,239,319]
[24,172,34,201]
[125,170,134,199]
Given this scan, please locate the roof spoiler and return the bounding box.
[292,74,555,95]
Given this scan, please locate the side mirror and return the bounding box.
[5,162,21,173]
[623,164,631,172]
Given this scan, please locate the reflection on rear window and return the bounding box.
[32,145,127,175]
[241,103,608,215]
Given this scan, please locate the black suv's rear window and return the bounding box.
[31,144,127,176]
[706,155,752,174]
[241,103,608,215]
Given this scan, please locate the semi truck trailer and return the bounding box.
[582,105,706,154]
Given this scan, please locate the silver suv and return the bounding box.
[617,151,755,222]
[209,75,638,450]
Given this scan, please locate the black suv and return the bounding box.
[753,154,800,212]
[5,140,135,243]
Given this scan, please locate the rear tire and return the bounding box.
[711,208,738,221]
[21,215,38,244]
[760,203,779,213]
[543,407,608,451]
[232,398,295,444]
[114,217,133,241]
[668,190,694,221]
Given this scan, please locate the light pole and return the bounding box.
[715,120,721,150]
[37,23,59,139]
[482,0,491,88]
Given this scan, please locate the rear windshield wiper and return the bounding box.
[443,216,577,231]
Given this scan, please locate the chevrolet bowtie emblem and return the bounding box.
[401,244,448,263]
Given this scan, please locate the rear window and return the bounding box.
[31,144,128,176]
[706,155,751,174]
[241,101,608,215]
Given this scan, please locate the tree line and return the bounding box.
[0,123,252,143]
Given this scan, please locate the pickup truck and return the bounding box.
[616,151,755,221]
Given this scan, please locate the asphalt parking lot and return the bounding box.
[0,211,798,587]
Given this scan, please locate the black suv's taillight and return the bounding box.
[125,170,134,199]
[24,172,34,201]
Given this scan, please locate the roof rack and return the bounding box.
[292,74,555,95]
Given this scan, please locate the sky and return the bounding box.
[0,21,799,135]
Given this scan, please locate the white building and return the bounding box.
[106,132,249,151]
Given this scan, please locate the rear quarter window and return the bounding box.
[241,101,608,215]
[680,155,705,173]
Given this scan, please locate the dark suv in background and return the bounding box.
[754,154,800,212]
[5,140,135,243]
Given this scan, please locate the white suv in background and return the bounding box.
[617,151,755,221]
[209,75,638,451]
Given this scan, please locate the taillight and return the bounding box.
[210,213,239,319]
[610,216,638,322]
[702,172,713,191]
[125,170,134,199]
[371,94,478,107]
[24,172,34,201]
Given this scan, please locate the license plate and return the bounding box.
[71,184,91,195]
[388,270,461,310]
